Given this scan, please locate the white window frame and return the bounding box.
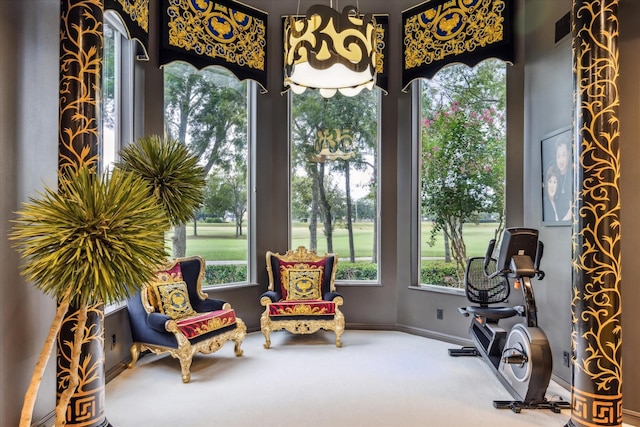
[101,12,135,174]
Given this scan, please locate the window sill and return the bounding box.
[105,301,127,315]
[408,284,464,296]
[203,281,260,293]
[336,280,382,287]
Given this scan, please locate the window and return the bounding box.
[163,64,250,287]
[101,12,135,174]
[290,89,381,282]
[419,60,507,289]
[101,13,137,310]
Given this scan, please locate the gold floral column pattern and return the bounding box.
[59,0,102,171]
[569,1,622,426]
[58,1,108,426]
[57,306,107,426]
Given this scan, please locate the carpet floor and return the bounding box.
[106,330,575,427]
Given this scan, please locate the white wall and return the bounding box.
[523,0,575,386]
[0,1,60,425]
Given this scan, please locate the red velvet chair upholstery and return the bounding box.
[259,247,344,348]
[127,256,246,383]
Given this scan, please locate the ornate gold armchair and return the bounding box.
[126,256,246,383]
[259,247,344,348]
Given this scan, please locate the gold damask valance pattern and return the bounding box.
[374,14,389,95]
[161,0,267,92]
[402,0,513,90]
[105,0,149,59]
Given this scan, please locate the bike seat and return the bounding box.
[464,305,518,319]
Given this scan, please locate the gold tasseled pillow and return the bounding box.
[148,281,196,319]
[146,263,196,319]
[278,260,326,301]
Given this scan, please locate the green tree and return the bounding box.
[291,175,314,222]
[291,90,377,260]
[204,166,247,237]
[422,60,506,113]
[164,63,247,255]
[318,92,378,263]
[354,195,375,221]
[421,101,505,281]
[291,92,334,251]
[420,60,506,284]
[203,175,231,219]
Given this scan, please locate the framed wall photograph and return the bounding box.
[541,126,572,225]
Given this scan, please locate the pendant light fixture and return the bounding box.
[284,1,377,98]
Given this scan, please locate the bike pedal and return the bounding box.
[493,400,515,410]
[448,346,479,357]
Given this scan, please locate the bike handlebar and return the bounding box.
[483,239,497,276]
[534,241,544,271]
[534,241,545,280]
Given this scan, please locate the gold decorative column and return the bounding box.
[57,306,108,427]
[58,1,108,426]
[568,1,622,426]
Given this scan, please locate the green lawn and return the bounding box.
[175,221,500,261]
[179,223,248,260]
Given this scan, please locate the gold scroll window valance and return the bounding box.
[161,0,268,93]
[402,0,514,91]
[374,14,389,95]
[105,0,150,59]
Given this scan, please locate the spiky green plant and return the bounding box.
[116,135,206,226]
[10,166,170,427]
[10,166,170,305]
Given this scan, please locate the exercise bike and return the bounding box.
[448,227,571,413]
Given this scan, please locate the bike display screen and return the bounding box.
[496,228,539,272]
